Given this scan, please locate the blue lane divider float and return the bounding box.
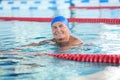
[29,7,38,10]
[100,0,108,3]
[6,0,120,5]
[34,1,41,4]
[81,0,89,3]
[21,1,27,4]
[48,7,57,10]
[0,0,120,5]
[8,1,14,4]
[49,1,56,4]
[65,0,72,4]
[79,0,120,3]
[11,7,19,10]
[0,7,3,10]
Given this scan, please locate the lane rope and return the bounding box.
[45,54,120,64]
[0,17,120,24]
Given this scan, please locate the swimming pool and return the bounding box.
[0,20,120,80]
[0,0,120,80]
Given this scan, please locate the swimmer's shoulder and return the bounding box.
[70,35,83,46]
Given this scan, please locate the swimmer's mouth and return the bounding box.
[55,32,64,36]
[55,34,63,37]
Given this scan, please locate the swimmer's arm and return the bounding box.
[38,39,54,45]
[10,42,44,50]
[72,39,83,46]
[8,39,54,51]
[25,39,54,46]
[70,36,83,46]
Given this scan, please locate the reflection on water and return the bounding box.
[0,53,47,80]
[0,52,119,80]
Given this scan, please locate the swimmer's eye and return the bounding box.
[59,24,63,28]
[53,26,57,29]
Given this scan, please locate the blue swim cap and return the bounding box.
[51,16,69,29]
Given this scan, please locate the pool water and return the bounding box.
[0,21,120,53]
[0,0,120,79]
[0,20,120,80]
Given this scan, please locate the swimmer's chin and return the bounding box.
[54,36,64,40]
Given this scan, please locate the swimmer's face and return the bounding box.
[52,22,70,42]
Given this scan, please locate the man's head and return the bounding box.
[51,16,70,42]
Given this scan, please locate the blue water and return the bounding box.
[0,0,120,79]
[0,20,120,80]
[0,21,120,53]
